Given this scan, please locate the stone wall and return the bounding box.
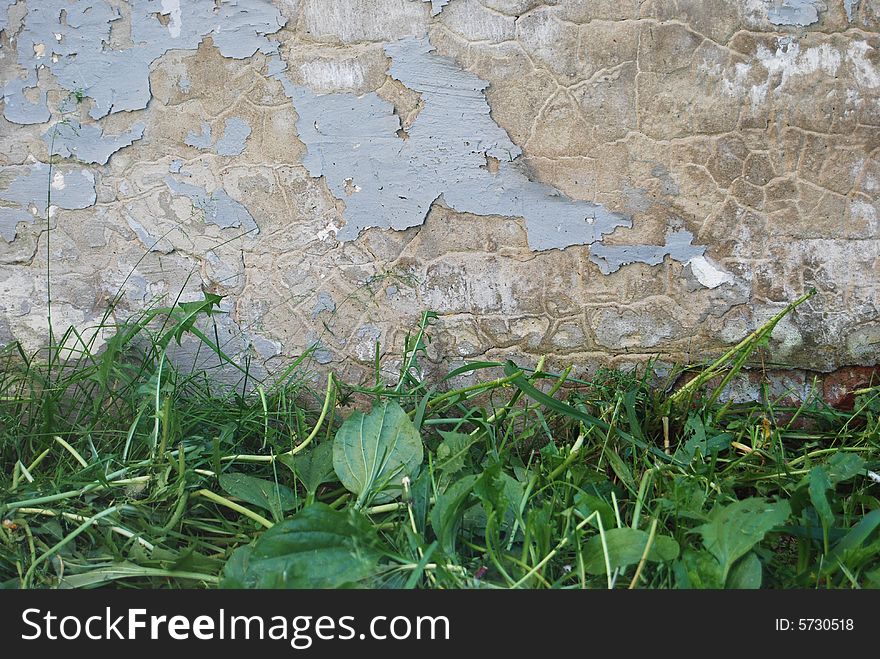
[0,0,878,383]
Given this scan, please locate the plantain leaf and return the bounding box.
[809,466,834,529]
[333,400,424,505]
[218,472,297,521]
[220,504,387,588]
[279,441,335,498]
[582,527,680,575]
[727,552,762,589]
[695,498,790,583]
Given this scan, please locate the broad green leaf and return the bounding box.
[696,498,790,582]
[809,466,834,528]
[674,414,732,463]
[727,552,762,589]
[582,527,680,575]
[797,453,866,490]
[429,475,478,556]
[831,509,880,554]
[465,467,524,535]
[435,431,477,475]
[573,492,616,531]
[279,441,335,497]
[603,445,635,491]
[218,472,297,521]
[219,504,387,588]
[333,400,424,505]
[825,453,867,484]
[675,548,724,589]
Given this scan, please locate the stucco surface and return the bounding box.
[0,0,878,381]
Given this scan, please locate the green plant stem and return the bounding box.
[511,511,598,588]
[194,489,273,529]
[222,373,335,464]
[668,289,816,410]
[23,506,120,588]
[628,517,659,589]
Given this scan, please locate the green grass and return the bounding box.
[1,295,878,589]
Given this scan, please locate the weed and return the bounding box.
[0,294,877,589]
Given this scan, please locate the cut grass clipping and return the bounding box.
[1,291,879,589]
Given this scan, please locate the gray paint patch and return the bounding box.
[126,213,174,253]
[588,230,704,275]
[3,0,284,124]
[766,0,822,26]
[185,118,251,156]
[45,120,146,165]
[214,118,252,156]
[169,159,185,173]
[185,122,213,150]
[0,164,97,241]
[845,0,859,21]
[423,0,451,15]
[312,292,336,318]
[2,74,51,125]
[164,176,259,233]
[273,37,628,250]
[0,0,11,33]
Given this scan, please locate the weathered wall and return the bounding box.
[0,0,878,382]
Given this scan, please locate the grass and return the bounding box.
[1,293,878,589]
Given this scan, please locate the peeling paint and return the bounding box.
[766,0,823,26]
[186,118,251,156]
[160,0,182,39]
[423,0,450,16]
[164,177,258,233]
[0,164,96,241]
[846,41,880,89]
[845,0,860,21]
[687,255,734,289]
[0,0,11,34]
[214,118,252,156]
[273,37,629,251]
[2,74,51,125]
[45,120,146,165]
[126,213,174,253]
[185,122,213,150]
[2,0,284,124]
[588,230,704,275]
[311,292,336,318]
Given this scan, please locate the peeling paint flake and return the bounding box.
[0,164,96,242]
[185,118,251,156]
[44,120,146,165]
[0,0,12,34]
[185,122,214,150]
[164,176,258,234]
[845,0,860,21]
[687,255,734,289]
[765,0,823,26]
[214,118,252,156]
[126,213,174,253]
[423,0,451,16]
[311,292,336,318]
[588,230,704,276]
[275,37,628,250]
[2,0,285,124]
